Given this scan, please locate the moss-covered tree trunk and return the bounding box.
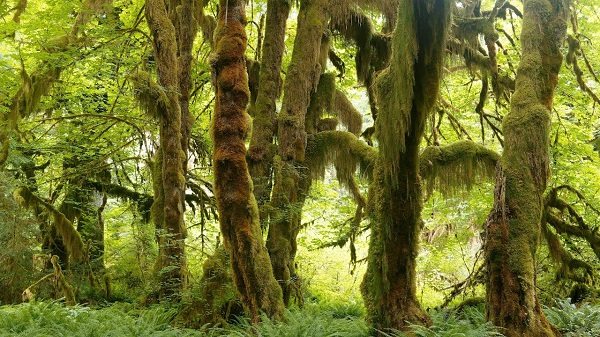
[145,0,197,301]
[267,0,330,305]
[211,0,284,322]
[247,0,290,229]
[484,1,568,336]
[360,0,450,333]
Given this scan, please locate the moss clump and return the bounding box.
[306,72,337,135]
[419,140,499,196]
[129,70,169,119]
[306,130,377,188]
[332,89,362,135]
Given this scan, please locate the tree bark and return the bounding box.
[211,0,284,322]
[484,1,568,336]
[267,0,330,305]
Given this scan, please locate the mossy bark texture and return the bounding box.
[268,0,330,306]
[145,0,197,301]
[211,0,284,322]
[361,0,450,333]
[247,0,290,228]
[484,1,568,336]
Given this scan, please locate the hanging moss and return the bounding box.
[332,89,362,135]
[14,188,85,263]
[329,9,373,82]
[306,72,337,134]
[129,70,169,119]
[419,140,499,196]
[361,0,452,333]
[373,0,417,184]
[306,130,376,187]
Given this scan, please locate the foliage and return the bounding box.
[396,308,503,337]
[544,299,600,337]
[0,301,201,337]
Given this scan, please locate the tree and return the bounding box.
[360,0,452,332]
[484,0,569,336]
[267,0,330,305]
[145,0,198,301]
[211,0,284,322]
[247,0,290,228]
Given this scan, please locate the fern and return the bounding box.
[393,307,504,337]
[545,299,600,337]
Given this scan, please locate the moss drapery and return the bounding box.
[211,0,284,322]
[484,1,568,336]
[360,0,451,333]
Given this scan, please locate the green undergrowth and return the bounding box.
[544,299,600,337]
[1,299,599,337]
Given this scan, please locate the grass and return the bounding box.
[1,299,599,337]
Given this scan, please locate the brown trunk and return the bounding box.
[247,0,291,228]
[267,0,330,305]
[485,1,568,336]
[361,0,450,333]
[211,0,284,322]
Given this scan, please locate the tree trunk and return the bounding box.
[361,0,450,333]
[267,0,330,305]
[145,0,195,301]
[484,1,568,336]
[211,0,284,322]
[247,0,290,229]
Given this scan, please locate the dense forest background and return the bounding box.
[1,0,600,336]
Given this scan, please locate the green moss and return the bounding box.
[306,130,377,188]
[373,0,417,184]
[14,187,85,263]
[332,89,362,135]
[419,140,499,196]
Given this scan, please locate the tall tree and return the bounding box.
[145,0,198,300]
[484,0,568,336]
[247,0,291,227]
[267,0,330,305]
[361,0,451,333]
[211,0,285,322]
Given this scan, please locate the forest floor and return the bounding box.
[0,299,598,337]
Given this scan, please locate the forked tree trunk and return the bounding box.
[485,1,568,336]
[211,0,284,322]
[361,0,450,333]
[247,0,290,229]
[267,0,330,305]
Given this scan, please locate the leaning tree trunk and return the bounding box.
[145,0,195,301]
[211,0,284,322]
[267,0,330,306]
[484,1,568,336]
[360,0,450,333]
[247,0,290,229]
